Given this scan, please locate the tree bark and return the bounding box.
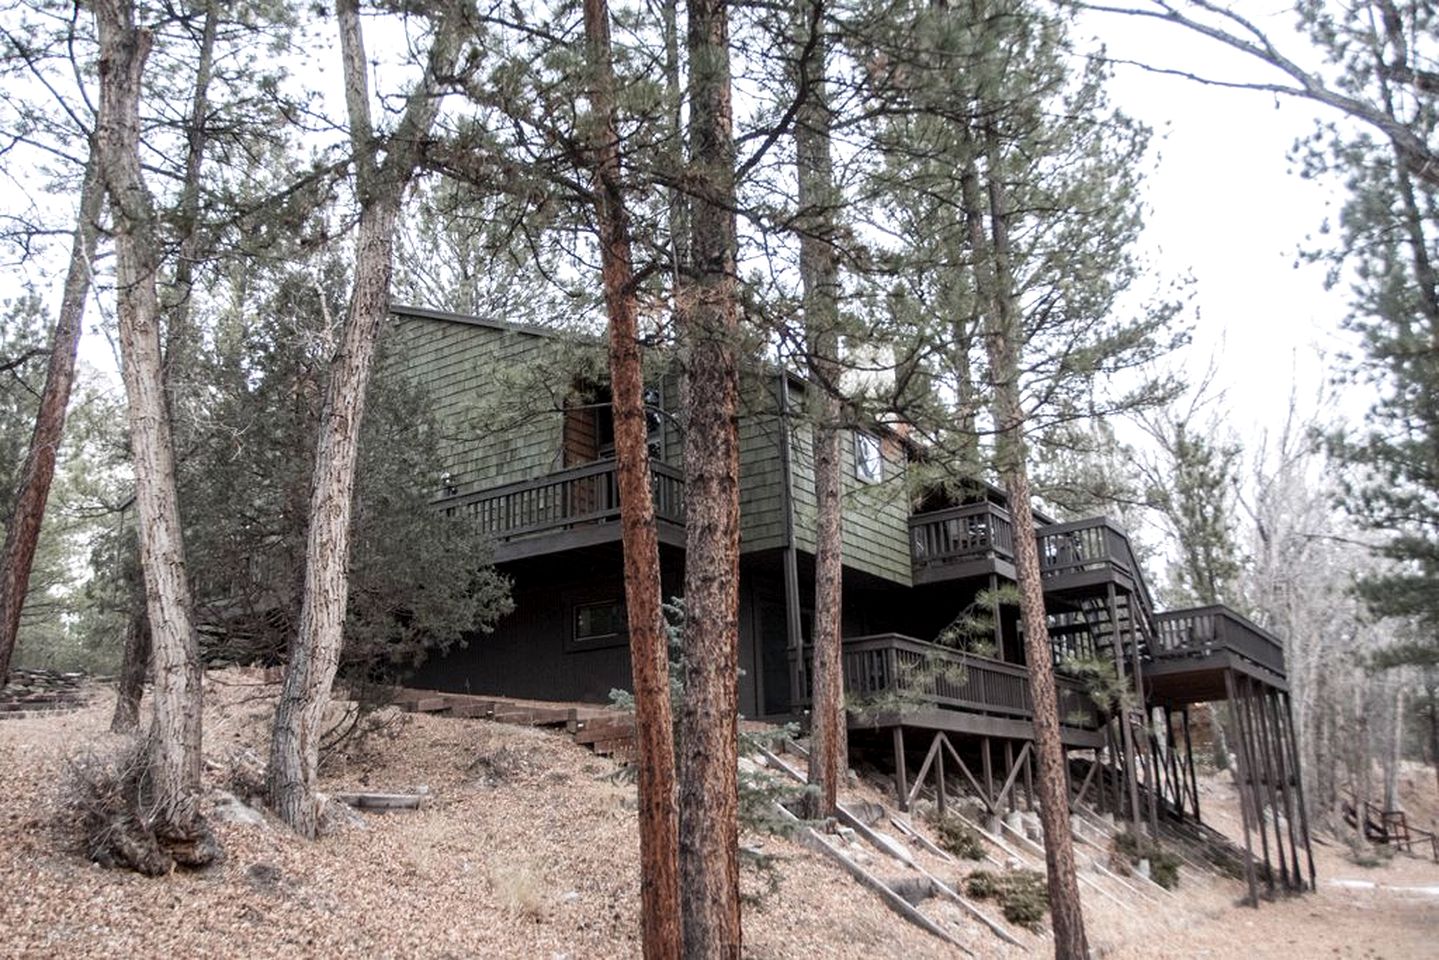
[94,0,213,865]
[794,0,845,820]
[963,122,1088,955]
[678,0,743,955]
[0,149,102,685]
[110,0,218,729]
[267,0,458,838]
[1383,680,1404,811]
[111,607,150,733]
[580,1,682,956]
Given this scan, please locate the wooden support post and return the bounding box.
[893,726,908,811]
[1074,753,1100,809]
[1003,740,1016,814]
[1267,689,1305,891]
[1024,744,1035,811]
[905,732,943,812]
[1107,722,1122,817]
[1233,672,1274,899]
[981,736,993,810]
[1251,679,1291,892]
[1224,668,1261,907]
[1280,692,1317,889]
[1182,705,1200,822]
[936,734,947,818]
[993,743,1030,812]
[1246,675,1282,895]
[939,736,993,814]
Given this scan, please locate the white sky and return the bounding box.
[1074,6,1366,440]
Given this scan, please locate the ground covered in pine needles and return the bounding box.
[0,671,1435,958]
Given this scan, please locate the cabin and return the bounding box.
[390,303,1313,903]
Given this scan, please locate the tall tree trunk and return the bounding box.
[794,0,845,819]
[0,149,102,684]
[678,0,743,955]
[580,1,682,956]
[267,0,457,838]
[1426,680,1439,801]
[95,0,215,868]
[111,607,150,732]
[268,190,399,837]
[1383,680,1404,811]
[112,0,218,721]
[964,122,1088,956]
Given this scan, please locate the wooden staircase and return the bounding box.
[392,688,638,762]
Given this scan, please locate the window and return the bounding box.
[853,431,883,484]
[573,599,628,648]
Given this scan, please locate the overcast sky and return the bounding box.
[1075,6,1365,443]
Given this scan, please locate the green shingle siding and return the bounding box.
[394,314,915,586]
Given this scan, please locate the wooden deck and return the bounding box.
[432,459,685,562]
[791,633,1103,746]
[909,506,1154,608]
[1147,605,1287,703]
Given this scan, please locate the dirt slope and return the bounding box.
[0,673,1435,959]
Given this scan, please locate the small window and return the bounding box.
[573,600,628,647]
[854,431,883,484]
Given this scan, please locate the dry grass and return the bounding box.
[1,672,1437,959]
[489,860,548,922]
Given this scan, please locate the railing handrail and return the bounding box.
[1154,604,1285,675]
[838,633,1034,679]
[793,632,1099,728]
[432,458,684,510]
[1034,514,1155,615]
[905,501,1012,530]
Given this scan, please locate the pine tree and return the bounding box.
[678,0,745,953]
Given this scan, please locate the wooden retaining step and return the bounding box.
[394,687,639,762]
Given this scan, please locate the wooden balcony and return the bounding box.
[434,460,685,562]
[1148,605,1287,702]
[793,634,1102,742]
[908,502,1016,584]
[1035,516,1154,610]
[910,506,1154,608]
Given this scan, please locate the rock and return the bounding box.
[846,801,887,826]
[955,799,986,823]
[560,890,580,905]
[211,790,266,828]
[318,796,368,835]
[246,863,281,888]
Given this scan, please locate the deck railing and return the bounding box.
[434,460,685,540]
[1035,516,1155,614]
[908,502,1016,572]
[1154,605,1286,677]
[795,633,1099,729]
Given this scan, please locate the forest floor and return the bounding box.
[0,671,1434,959]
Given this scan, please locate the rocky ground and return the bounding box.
[0,671,1434,958]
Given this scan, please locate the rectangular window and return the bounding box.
[573,599,628,647]
[854,431,883,484]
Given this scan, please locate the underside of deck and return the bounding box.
[850,706,1105,749]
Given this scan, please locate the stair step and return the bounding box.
[574,718,637,745]
[401,696,451,713]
